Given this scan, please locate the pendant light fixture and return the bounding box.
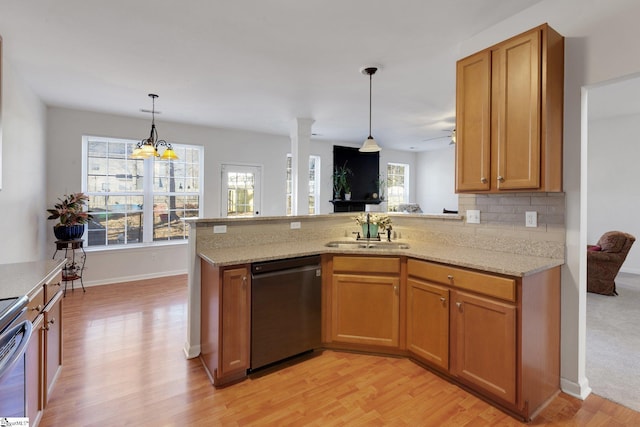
[359,66,382,152]
[131,94,178,160]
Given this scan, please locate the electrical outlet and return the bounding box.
[290,221,301,229]
[466,210,480,224]
[213,225,227,233]
[525,211,537,228]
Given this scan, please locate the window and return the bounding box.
[83,136,202,247]
[386,163,409,212]
[286,154,320,215]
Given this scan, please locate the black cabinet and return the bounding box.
[330,199,381,212]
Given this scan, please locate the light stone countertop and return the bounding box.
[198,239,564,277]
[0,259,67,299]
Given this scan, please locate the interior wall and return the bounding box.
[415,146,457,213]
[588,113,640,273]
[45,107,415,284]
[0,51,48,264]
[459,0,640,399]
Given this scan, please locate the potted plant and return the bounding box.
[354,212,392,239]
[375,175,387,201]
[332,162,352,200]
[47,192,93,241]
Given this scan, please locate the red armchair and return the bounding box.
[587,231,636,295]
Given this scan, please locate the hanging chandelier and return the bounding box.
[359,66,382,152]
[131,94,178,160]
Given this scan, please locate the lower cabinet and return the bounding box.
[407,258,560,420]
[43,291,63,405]
[326,256,401,350]
[25,269,63,427]
[450,290,516,404]
[200,259,250,386]
[406,278,449,371]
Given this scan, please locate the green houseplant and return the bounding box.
[47,192,93,240]
[332,162,352,200]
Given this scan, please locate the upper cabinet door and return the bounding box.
[455,50,491,192]
[492,30,541,190]
[455,24,564,194]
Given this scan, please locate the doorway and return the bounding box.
[221,164,262,217]
[585,72,640,412]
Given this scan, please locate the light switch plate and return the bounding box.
[466,210,480,224]
[290,221,301,229]
[213,225,227,233]
[525,211,537,228]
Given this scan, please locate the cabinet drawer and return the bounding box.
[333,256,400,274]
[26,285,45,323]
[44,271,63,304]
[408,259,515,302]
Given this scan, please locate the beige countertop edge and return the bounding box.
[0,259,67,299]
[197,241,564,278]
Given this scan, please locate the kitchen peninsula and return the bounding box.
[186,211,564,420]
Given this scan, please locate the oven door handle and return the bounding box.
[0,320,33,382]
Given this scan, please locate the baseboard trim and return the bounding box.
[561,377,592,400]
[184,343,201,359]
[81,269,188,287]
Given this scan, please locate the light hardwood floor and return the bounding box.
[39,276,640,426]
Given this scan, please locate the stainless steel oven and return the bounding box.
[0,295,31,418]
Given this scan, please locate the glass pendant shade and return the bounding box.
[161,147,179,160]
[360,136,382,152]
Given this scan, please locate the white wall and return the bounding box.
[0,51,48,264]
[588,113,640,273]
[45,107,416,284]
[415,146,457,213]
[460,0,640,400]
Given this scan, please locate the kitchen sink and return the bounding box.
[325,241,410,250]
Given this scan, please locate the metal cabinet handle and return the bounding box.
[481,177,488,183]
[242,276,247,290]
[456,302,462,312]
[440,297,446,303]
[393,285,399,295]
[44,318,56,330]
[447,275,454,281]
[497,175,504,182]
[31,304,43,312]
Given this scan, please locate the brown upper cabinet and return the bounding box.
[455,24,564,193]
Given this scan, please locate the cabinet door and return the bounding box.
[43,291,63,405]
[492,29,541,190]
[456,50,491,192]
[26,314,44,425]
[220,266,250,377]
[451,290,516,404]
[331,274,400,348]
[407,278,449,370]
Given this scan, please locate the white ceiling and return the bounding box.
[0,0,543,151]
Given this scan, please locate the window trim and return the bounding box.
[82,135,203,249]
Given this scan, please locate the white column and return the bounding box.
[290,118,314,216]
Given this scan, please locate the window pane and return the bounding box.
[84,136,202,247]
[386,163,409,212]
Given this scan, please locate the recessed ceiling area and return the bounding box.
[0,0,543,151]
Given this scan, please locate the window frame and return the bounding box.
[386,162,410,212]
[82,135,203,249]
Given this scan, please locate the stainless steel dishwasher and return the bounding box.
[250,255,322,371]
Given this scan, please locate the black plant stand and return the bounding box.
[52,239,86,296]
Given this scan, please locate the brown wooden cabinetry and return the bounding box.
[450,290,516,404]
[456,23,564,193]
[325,256,402,350]
[407,258,560,420]
[43,291,63,405]
[406,277,449,370]
[200,260,250,386]
[25,268,63,427]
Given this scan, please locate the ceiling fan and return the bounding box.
[422,129,456,146]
